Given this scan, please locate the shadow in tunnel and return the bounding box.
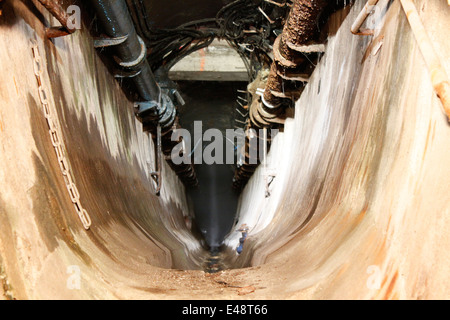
[177,81,246,253]
[188,162,239,251]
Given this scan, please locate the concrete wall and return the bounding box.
[0,0,206,299]
[224,0,450,299]
[1,0,449,300]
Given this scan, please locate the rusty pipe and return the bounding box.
[150,125,162,195]
[37,0,77,34]
[400,0,450,120]
[281,0,328,50]
[263,0,327,110]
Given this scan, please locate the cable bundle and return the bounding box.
[127,0,292,78]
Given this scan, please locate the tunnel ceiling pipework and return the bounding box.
[90,0,198,190]
[89,0,348,192]
[229,0,336,191]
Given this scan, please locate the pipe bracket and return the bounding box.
[116,36,147,68]
[94,35,128,48]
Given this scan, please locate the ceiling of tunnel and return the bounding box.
[125,0,292,79]
[126,0,235,28]
[123,0,349,76]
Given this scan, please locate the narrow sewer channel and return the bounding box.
[177,81,246,263]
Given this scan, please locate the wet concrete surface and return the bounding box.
[1,0,450,300]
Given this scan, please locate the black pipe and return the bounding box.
[90,0,160,101]
[90,0,197,187]
[90,0,177,132]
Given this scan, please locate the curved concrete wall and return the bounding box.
[1,0,449,300]
[225,0,450,299]
[0,0,205,299]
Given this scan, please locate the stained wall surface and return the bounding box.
[1,0,449,300]
[0,0,206,300]
[225,0,450,299]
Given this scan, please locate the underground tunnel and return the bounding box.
[0,0,450,300]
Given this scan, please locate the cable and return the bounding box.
[126,0,291,84]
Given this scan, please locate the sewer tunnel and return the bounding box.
[0,0,450,299]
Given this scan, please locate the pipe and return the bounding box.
[90,0,177,130]
[263,0,328,110]
[150,124,162,195]
[90,0,178,130]
[399,0,450,121]
[235,0,329,191]
[351,0,380,35]
[90,0,160,101]
[37,0,77,33]
[90,0,197,187]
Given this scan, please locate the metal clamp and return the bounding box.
[37,0,77,38]
[94,35,128,48]
[116,36,147,68]
[150,124,162,196]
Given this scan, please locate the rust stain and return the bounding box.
[422,120,433,162]
[363,35,385,63]
[415,120,434,194]
[383,271,399,300]
[386,213,392,232]
[373,237,388,267]
[237,285,255,296]
[199,48,206,72]
[355,201,369,225]
[333,204,366,243]
[13,77,19,95]
[335,262,350,281]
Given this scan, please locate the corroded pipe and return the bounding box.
[280,0,328,51]
[263,0,327,114]
[37,0,76,34]
[239,0,328,191]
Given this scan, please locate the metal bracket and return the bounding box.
[400,0,450,120]
[256,87,281,110]
[114,36,147,68]
[287,42,326,53]
[150,124,162,196]
[114,69,142,79]
[46,27,71,39]
[265,170,277,198]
